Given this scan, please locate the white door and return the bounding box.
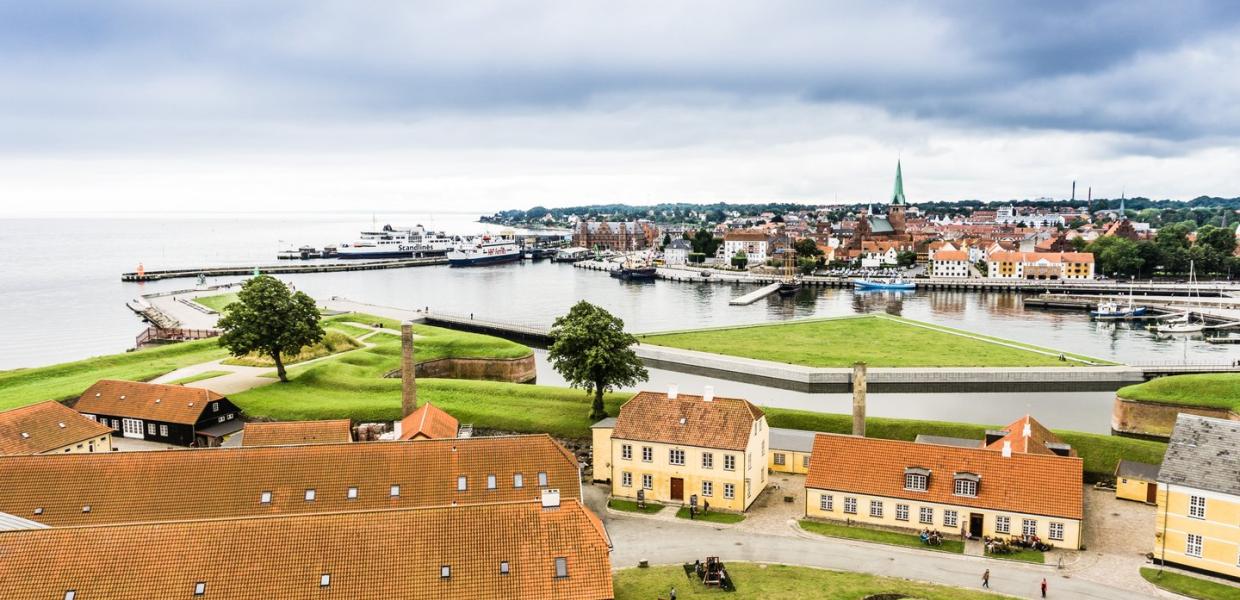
[121,418,145,440]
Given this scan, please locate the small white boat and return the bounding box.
[1153,261,1205,334]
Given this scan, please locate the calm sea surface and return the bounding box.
[0,212,1226,433]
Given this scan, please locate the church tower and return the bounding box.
[887,160,907,233]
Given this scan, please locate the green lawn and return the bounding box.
[987,548,1044,564]
[1118,374,1240,411]
[166,370,231,385]
[608,499,665,514]
[675,506,745,524]
[222,331,362,367]
[639,315,1105,367]
[0,338,230,411]
[325,322,374,338]
[193,292,239,313]
[1139,568,1240,600]
[763,406,1166,481]
[799,519,965,554]
[613,563,1008,599]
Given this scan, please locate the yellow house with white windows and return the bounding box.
[592,386,768,512]
[1154,414,1240,579]
[0,401,112,456]
[769,428,814,474]
[804,432,1085,549]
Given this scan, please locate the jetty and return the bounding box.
[729,283,782,305]
[122,256,447,282]
[1025,292,1240,327]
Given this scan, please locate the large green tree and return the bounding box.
[548,301,648,420]
[217,275,324,382]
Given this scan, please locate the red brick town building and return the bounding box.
[572,221,660,251]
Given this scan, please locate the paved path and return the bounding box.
[320,297,427,323]
[584,486,1171,599]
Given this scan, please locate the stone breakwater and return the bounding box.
[1111,396,1239,439]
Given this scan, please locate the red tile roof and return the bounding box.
[0,499,614,600]
[74,379,228,425]
[984,415,1075,457]
[806,433,1083,520]
[400,403,460,440]
[612,391,764,451]
[0,435,580,527]
[933,250,969,261]
[723,229,770,242]
[0,401,112,455]
[243,420,353,447]
[988,251,1094,264]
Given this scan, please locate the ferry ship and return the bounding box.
[447,233,521,267]
[337,224,455,259]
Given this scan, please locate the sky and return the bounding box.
[2,0,1240,215]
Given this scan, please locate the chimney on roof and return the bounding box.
[668,384,678,399]
[702,385,714,402]
[401,321,417,418]
[1002,440,1012,458]
[541,488,561,508]
[851,362,867,437]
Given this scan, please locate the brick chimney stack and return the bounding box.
[401,321,417,418]
[851,362,867,437]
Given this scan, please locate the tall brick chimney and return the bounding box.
[401,321,417,418]
[851,362,866,437]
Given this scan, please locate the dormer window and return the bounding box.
[903,467,930,491]
[953,472,980,497]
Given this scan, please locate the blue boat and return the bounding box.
[854,278,916,291]
[1090,302,1148,318]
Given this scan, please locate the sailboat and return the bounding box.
[1155,261,1205,334]
[777,250,802,296]
[1091,281,1147,318]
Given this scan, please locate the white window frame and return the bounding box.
[621,444,632,460]
[773,453,786,466]
[621,472,632,487]
[159,424,169,437]
[1189,495,1206,519]
[895,503,909,521]
[904,473,927,491]
[457,475,467,491]
[869,500,883,518]
[641,474,653,490]
[669,449,685,466]
[641,446,653,462]
[1048,522,1064,541]
[944,510,958,528]
[1186,533,1203,558]
[919,506,933,524]
[995,515,1010,534]
[390,484,400,497]
[514,473,524,488]
[723,483,735,499]
[820,494,833,511]
[843,497,857,514]
[723,454,736,471]
[953,478,977,497]
[702,481,713,497]
[1022,518,1037,536]
[487,474,496,490]
[702,452,713,469]
[538,471,548,487]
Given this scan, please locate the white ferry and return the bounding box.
[447,233,521,267]
[337,224,455,259]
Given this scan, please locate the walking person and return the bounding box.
[1040,577,1048,598]
[982,569,990,589]
[669,585,677,600]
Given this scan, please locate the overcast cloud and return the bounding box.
[2,0,1239,214]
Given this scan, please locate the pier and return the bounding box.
[1025,293,1240,326]
[729,283,782,305]
[423,312,554,346]
[121,256,448,282]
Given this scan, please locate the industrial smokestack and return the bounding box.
[401,321,417,418]
[1071,180,1076,202]
[851,362,867,437]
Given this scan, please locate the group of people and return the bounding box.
[919,528,945,546]
[983,569,1050,598]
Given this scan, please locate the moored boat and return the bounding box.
[338,224,455,259]
[854,277,915,291]
[447,233,521,267]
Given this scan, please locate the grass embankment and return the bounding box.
[763,406,1166,481]
[613,563,1007,599]
[193,292,239,313]
[166,370,231,385]
[223,331,363,367]
[675,507,745,524]
[1139,568,1240,600]
[324,322,373,338]
[639,315,1108,367]
[0,339,229,411]
[608,499,665,514]
[798,520,964,554]
[1118,374,1240,411]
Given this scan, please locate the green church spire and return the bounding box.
[891,160,907,206]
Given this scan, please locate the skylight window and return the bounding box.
[194,582,206,595]
[390,485,401,497]
[457,476,467,491]
[347,487,358,500]
[440,565,451,579]
[500,561,510,575]
[305,489,316,501]
[64,592,75,600]
[538,472,548,487]
[20,433,29,439]
[554,557,568,578]
[487,474,496,489]
[514,473,524,488]
[320,574,331,587]
[260,491,272,504]
[81,506,90,513]
[33,507,43,515]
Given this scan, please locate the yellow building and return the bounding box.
[594,387,768,512]
[0,401,112,455]
[805,432,1085,549]
[769,428,814,474]
[1115,460,1160,504]
[1154,415,1240,579]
